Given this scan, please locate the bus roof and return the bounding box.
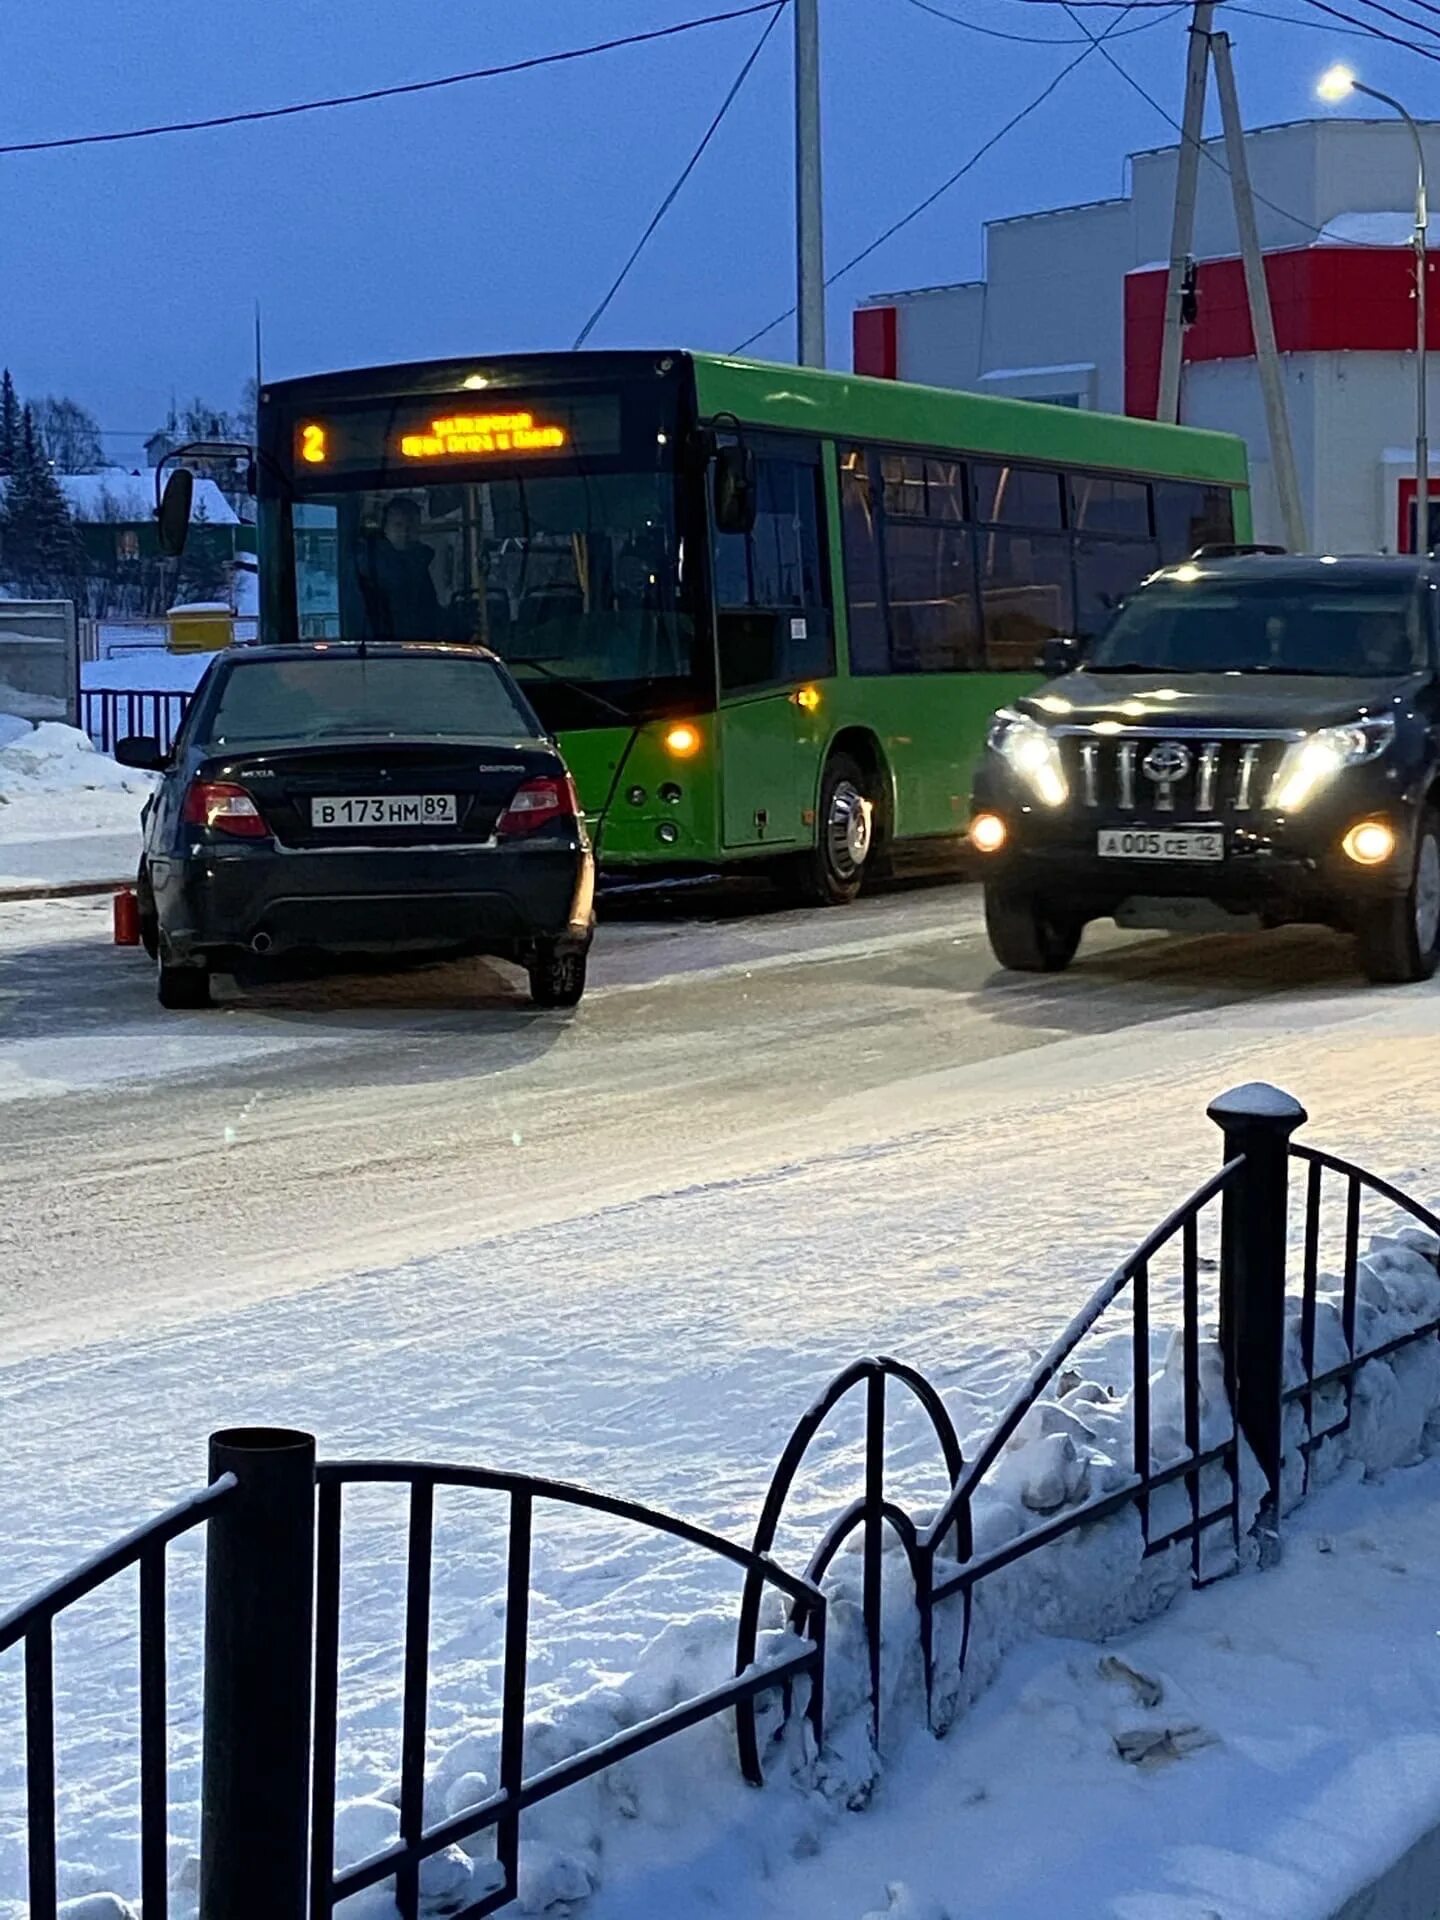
[690,352,1250,489]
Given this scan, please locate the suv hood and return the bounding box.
[1019,670,1422,733]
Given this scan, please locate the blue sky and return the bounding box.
[0,0,1429,459]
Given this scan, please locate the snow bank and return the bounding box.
[0,722,150,868]
[0,723,148,802]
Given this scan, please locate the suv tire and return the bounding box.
[1356,810,1440,985]
[984,885,1083,973]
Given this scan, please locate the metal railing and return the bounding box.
[0,1475,237,1919]
[81,686,191,755]
[7,1084,1440,1920]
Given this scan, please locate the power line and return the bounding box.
[1294,0,1440,55]
[0,4,785,157]
[733,9,1132,354]
[1058,2,1410,244]
[575,2,788,348]
[903,0,1186,43]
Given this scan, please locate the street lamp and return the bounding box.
[1318,64,1431,549]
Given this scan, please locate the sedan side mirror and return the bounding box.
[1038,635,1082,678]
[114,735,167,772]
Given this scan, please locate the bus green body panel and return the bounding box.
[691,354,1253,490]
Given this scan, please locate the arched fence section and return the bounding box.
[7,1084,1440,1920]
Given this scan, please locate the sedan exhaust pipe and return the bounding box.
[250,931,273,955]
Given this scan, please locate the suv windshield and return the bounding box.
[1089,577,1430,676]
[202,655,537,750]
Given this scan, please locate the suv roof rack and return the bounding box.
[1188,542,1288,560]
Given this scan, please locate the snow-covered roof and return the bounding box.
[1318,211,1417,247]
[56,470,240,526]
[980,362,1095,382]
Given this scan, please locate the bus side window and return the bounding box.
[713,455,832,692]
[840,449,888,675]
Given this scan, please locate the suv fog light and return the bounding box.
[1342,820,1397,866]
[970,812,1008,854]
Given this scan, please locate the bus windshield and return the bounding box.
[291,469,693,717]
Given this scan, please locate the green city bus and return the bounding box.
[256,350,1251,902]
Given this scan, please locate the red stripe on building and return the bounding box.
[853,304,898,380]
[1125,245,1439,418]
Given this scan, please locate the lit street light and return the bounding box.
[1318,64,1430,549]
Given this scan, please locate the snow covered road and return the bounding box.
[0,878,1403,1360]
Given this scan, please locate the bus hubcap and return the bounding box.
[1416,832,1440,952]
[827,780,872,878]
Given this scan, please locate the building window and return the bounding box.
[713,452,833,691]
[970,461,1064,529]
[879,452,965,523]
[977,529,1074,668]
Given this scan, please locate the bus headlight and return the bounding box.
[988,710,1068,808]
[1268,715,1395,812]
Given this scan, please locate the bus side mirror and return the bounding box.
[157,469,194,557]
[713,445,757,536]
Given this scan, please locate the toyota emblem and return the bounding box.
[1142,741,1192,786]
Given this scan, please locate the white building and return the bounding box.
[853,117,1440,554]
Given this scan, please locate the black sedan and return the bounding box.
[116,643,595,1010]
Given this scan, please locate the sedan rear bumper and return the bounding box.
[151,840,594,963]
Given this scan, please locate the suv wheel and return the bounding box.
[984,885,1083,973]
[1356,811,1440,985]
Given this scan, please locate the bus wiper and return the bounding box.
[504,654,632,723]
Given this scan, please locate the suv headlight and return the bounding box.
[1268,714,1396,812]
[988,709,1068,808]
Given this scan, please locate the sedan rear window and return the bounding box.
[203,655,538,748]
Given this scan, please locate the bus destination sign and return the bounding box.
[399,412,568,460]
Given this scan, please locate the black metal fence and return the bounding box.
[81,686,191,755]
[6,1082,1440,1920]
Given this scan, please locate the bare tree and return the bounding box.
[33,395,105,473]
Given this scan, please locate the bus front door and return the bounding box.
[719,690,802,852]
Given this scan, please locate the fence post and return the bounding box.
[1207,1084,1306,1548]
[200,1428,316,1920]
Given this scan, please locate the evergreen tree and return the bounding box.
[1,406,83,593]
[176,498,232,606]
[0,370,19,477]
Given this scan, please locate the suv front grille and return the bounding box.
[1056,732,1295,816]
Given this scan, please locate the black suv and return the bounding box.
[969,554,1440,984]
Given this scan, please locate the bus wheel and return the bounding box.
[795,753,873,906]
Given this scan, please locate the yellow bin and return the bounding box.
[167,603,234,654]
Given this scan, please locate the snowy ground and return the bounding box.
[4,874,1440,1916]
[0,721,147,891]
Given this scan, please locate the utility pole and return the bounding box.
[1156,2,1215,422]
[1212,33,1307,549]
[795,0,827,367]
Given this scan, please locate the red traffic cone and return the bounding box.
[113,888,141,947]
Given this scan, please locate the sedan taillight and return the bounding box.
[183,780,269,839]
[496,775,579,837]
